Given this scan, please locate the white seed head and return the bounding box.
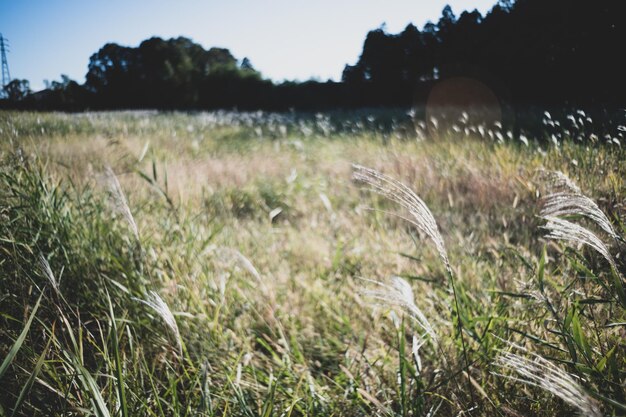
[541,216,617,272]
[361,276,436,341]
[493,342,601,417]
[135,291,182,355]
[214,247,262,283]
[539,170,620,273]
[352,164,450,273]
[103,166,139,240]
[540,170,618,240]
[38,253,60,295]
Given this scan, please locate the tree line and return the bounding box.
[343,0,625,107]
[2,0,625,111]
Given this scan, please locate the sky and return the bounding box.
[0,0,498,91]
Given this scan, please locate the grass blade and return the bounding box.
[10,329,53,417]
[107,291,129,417]
[0,293,44,380]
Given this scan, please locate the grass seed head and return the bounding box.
[352,164,450,273]
[103,166,139,240]
[540,170,618,240]
[135,291,182,355]
[361,276,437,341]
[541,215,618,272]
[493,342,601,417]
[38,253,60,295]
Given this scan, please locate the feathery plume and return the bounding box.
[362,276,437,340]
[38,253,60,295]
[135,291,182,355]
[214,247,262,283]
[352,164,450,273]
[103,166,139,240]
[540,169,581,194]
[542,216,618,272]
[412,334,424,373]
[540,170,618,240]
[493,342,601,417]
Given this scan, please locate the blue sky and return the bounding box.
[0,0,498,91]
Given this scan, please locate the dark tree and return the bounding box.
[3,79,31,101]
[9,2,626,111]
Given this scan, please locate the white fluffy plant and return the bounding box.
[103,166,139,240]
[540,170,619,241]
[352,164,451,274]
[351,164,476,397]
[134,291,183,356]
[490,170,624,415]
[352,164,450,344]
[539,170,625,302]
[361,276,437,343]
[493,342,602,417]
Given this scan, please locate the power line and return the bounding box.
[1,33,11,91]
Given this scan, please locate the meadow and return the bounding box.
[1,109,625,416]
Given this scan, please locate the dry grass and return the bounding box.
[1,110,625,416]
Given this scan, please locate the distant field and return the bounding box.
[1,110,625,416]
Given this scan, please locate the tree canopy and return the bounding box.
[3,1,626,111]
[84,37,263,108]
[343,0,626,106]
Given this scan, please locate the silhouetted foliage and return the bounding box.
[2,1,626,113]
[2,79,31,101]
[84,37,251,108]
[343,0,626,107]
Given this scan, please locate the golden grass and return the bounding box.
[2,110,625,416]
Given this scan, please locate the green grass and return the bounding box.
[0,110,625,416]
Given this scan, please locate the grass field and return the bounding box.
[1,110,625,416]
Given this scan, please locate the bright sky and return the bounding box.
[0,0,498,91]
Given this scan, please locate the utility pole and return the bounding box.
[0,33,11,93]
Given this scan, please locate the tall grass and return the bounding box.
[1,110,625,416]
[351,164,626,415]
